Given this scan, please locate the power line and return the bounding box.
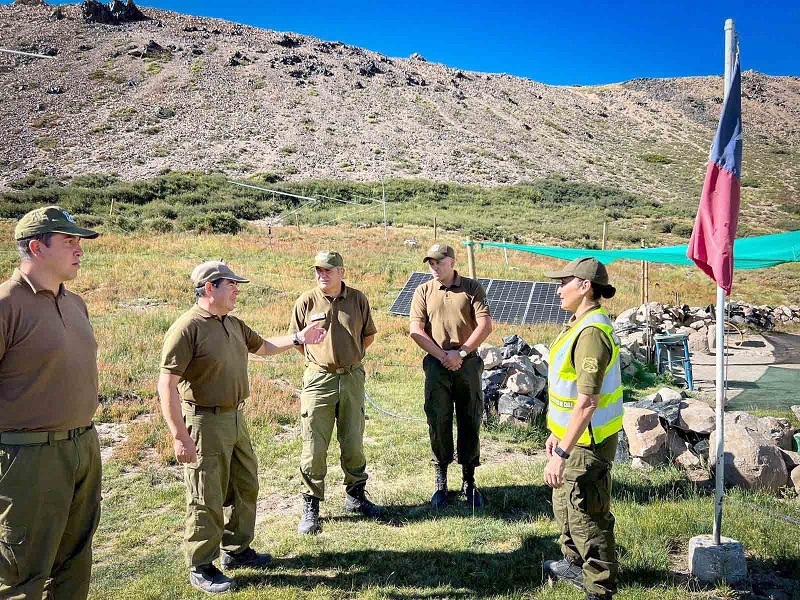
[0,48,56,60]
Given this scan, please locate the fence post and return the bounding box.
[466,239,476,278]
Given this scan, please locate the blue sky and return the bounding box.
[22,0,800,85]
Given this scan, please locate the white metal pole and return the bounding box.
[713,17,736,547]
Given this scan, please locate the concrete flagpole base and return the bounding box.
[688,534,747,583]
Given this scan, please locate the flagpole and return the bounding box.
[713,17,737,547]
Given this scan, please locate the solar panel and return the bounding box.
[389,273,571,325]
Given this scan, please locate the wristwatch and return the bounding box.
[554,446,570,460]
[458,349,469,358]
[292,332,302,346]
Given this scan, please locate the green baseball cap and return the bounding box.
[14,205,100,240]
[544,257,610,286]
[423,243,455,263]
[312,251,344,269]
[191,261,249,286]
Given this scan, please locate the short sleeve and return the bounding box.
[160,322,194,376]
[471,282,491,319]
[409,286,428,323]
[239,319,266,353]
[360,294,377,337]
[289,296,307,334]
[573,326,612,395]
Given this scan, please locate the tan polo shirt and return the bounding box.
[0,269,98,432]
[410,272,491,351]
[560,304,613,395]
[290,283,377,370]
[160,304,265,408]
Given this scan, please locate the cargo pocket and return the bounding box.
[0,524,26,586]
[185,453,218,507]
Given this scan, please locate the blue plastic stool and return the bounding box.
[654,333,694,391]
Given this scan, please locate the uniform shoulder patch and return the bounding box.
[581,357,599,373]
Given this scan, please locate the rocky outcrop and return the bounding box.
[82,0,146,24]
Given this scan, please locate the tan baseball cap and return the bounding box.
[14,205,99,240]
[423,243,455,263]
[544,257,610,286]
[312,251,344,269]
[190,261,249,286]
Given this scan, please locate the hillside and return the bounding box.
[2,1,800,229]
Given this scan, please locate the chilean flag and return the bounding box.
[687,54,743,295]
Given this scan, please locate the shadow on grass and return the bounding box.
[236,534,560,597]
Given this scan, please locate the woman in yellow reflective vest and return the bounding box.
[541,257,622,600]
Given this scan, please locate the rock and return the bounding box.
[677,399,716,434]
[631,454,667,470]
[614,307,638,325]
[46,85,63,94]
[689,320,706,330]
[759,416,794,450]
[228,51,253,67]
[506,372,533,395]
[779,449,800,471]
[619,347,634,368]
[688,330,708,353]
[502,334,532,356]
[142,40,169,59]
[109,0,146,22]
[791,405,800,421]
[14,0,47,5]
[631,457,653,471]
[502,355,536,378]
[693,439,710,461]
[409,52,426,61]
[532,344,550,364]
[631,392,682,427]
[49,5,64,19]
[657,387,684,403]
[710,413,788,492]
[497,393,545,421]
[155,106,175,119]
[478,346,502,369]
[623,406,667,458]
[688,535,748,584]
[792,466,800,494]
[615,429,631,463]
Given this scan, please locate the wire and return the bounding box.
[365,390,426,423]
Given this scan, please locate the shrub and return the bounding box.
[142,217,174,233]
[9,169,61,190]
[177,212,241,234]
[70,173,119,188]
[672,222,695,238]
[639,153,673,164]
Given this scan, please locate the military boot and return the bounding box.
[220,547,272,570]
[543,556,585,590]
[298,494,321,535]
[189,564,236,594]
[461,464,485,508]
[344,483,388,518]
[431,463,448,508]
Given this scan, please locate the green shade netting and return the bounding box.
[478,230,800,270]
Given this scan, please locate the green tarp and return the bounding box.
[479,230,800,270]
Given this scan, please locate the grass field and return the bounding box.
[2,220,799,599]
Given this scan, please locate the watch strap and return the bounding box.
[554,446,570,460]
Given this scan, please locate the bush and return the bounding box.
[143,217,174,233]
[639,153,673,164]
[70,173,119,188]
[177,212,241,235]
[9,169,62,190]
[672,222,695,238]
[105,214,137,233]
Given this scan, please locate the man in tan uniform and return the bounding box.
[290,251,385,535]
[158,261,325,594]
[410,244,493,508]
[0,206,101,599]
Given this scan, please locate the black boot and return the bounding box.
[344,483,388,518]
[298,494,321,535]
[462,464,484,508]
[431,463,448,508]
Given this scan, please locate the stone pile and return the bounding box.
[613,301,788,360]
[620,391,800,495]
[478,335,549,426]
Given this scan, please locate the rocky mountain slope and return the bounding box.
[2,1,799,220]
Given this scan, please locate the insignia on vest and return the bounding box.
[582,357,599,373]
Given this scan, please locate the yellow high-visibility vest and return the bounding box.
[547,307,623,446]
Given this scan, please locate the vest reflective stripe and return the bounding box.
[547,307,623,445]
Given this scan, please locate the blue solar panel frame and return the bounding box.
[388,272,571,325]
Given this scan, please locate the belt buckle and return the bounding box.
[335,367,346,374]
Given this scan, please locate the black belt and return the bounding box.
[0,423,94,446]
[183,402,244,415]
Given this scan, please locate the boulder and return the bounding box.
[791,405,800,422]
[631,453,667,471]
[710,414,788,492]
[529,354,548,377]
[631,391,682,427]
[623,406,667,458]
[532,344,550,364]
[779,449,800,471]
[497,393,545,421]
[502,334,532,356]
[615,429,631,463]
[479,346,502,369]
[792,466,800,494]
[688,330,709,353]
[677,399,716,434]
[505,372,545,397]
[758,416,794,450]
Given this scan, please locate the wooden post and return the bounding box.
[466,239,476,278]
[601,221,608,250]
[382,178,387,240]
[295,213,300,233]
[433,216,437,240]
[109,198,115,216]
[502,238,509,266]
